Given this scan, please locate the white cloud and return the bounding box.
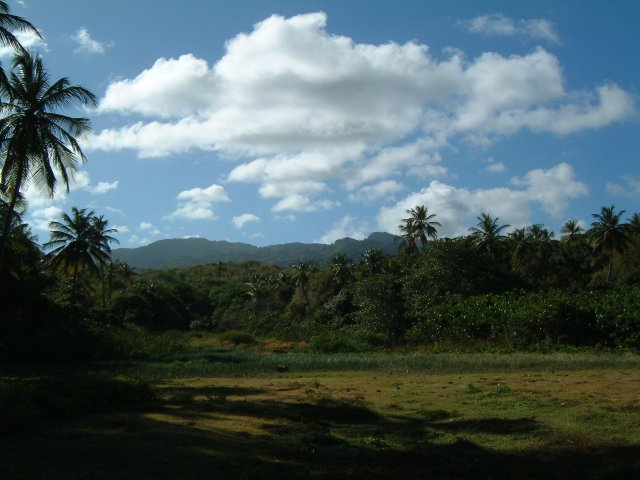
[128,234,152,246]
[606,175,640,200]
[0,29,47,57]
[98,54,215,118]
[138,221,160,234]
[511,162,588,217]
[271,194,338,213]
[90,181,119,194]
[72,28,112,54]
[460,13,560,43]
[348,180,404,204]
[29,205,63,231]
[88,12,634,213]
[21,170,117,231]
[166,183,230,220]
[522,19,561,44]
[378,162,586,237]
[316,215,369,244]
[486,162,506,173]
[232,213,260,229]
[112,224,129,233]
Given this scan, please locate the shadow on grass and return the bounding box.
[2,381,639,480]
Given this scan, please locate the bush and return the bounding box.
[405,286,640,349]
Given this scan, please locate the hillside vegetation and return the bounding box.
[3,202,640,359]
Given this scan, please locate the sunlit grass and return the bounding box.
[3,345,640,479]
[110,348,640,381]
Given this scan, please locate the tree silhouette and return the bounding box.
[44,208,118,300]
[469,213,510,259]
[0,50,96,289]
[589,205,631,283]
[399,205,441,255]
[0,1,40,52]
[329,253,354,287]
[561,219,584,245]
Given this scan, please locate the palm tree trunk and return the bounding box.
[607,252,613,284]
[72,257,79,301]
[0,178,23,296]
[101,265,106,310]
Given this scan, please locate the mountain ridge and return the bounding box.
[112,232,402,269]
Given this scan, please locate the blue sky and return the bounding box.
[9,0,640,247]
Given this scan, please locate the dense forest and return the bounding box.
[2,197,640,360]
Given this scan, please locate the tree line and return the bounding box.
[1,2,639,358]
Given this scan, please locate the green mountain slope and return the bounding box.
[112,233,402,269]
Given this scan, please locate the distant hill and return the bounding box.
[111,232,403,269]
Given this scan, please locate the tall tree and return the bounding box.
[0,1,40,52]
[0,50,97,288]
[291,261,314,307]
[44,208,118,300]
[399,205,441,255]
[91,214,119,308]
[469,213,510,258]
[329,253,354,288]
[628,212,640,236]
[589,205,631,283]
[561,219,584,245]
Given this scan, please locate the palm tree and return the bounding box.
[245,273,269,302]
[44,208,118,300]
[399,205,441,254]
[561,219,584,245]
[0,1,40,52]
[0,50,97,287]
[292,261,315,306]
[469,213,510,258]
[91,215,119,308]
[105,260,136,304]
[589,205,631,283]
[628,213,640,236]
[361,248,385,276]
[329,253,354,287]
[508,227,530,271]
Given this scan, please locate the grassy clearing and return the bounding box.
[2,350,640,479]
[110,347,640,381]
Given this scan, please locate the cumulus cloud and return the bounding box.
[232,213,260,229]
[511,162,588,217]
[88,12,634,213]
[98,54,215,118]
[72,28,112,54]
[316,215,369,244]
[166,183,230,220]
[378,162,587,237]
[460,13,560,43]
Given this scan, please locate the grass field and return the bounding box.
[2,348,640,479]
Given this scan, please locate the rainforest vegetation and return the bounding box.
[2,197,640,360]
